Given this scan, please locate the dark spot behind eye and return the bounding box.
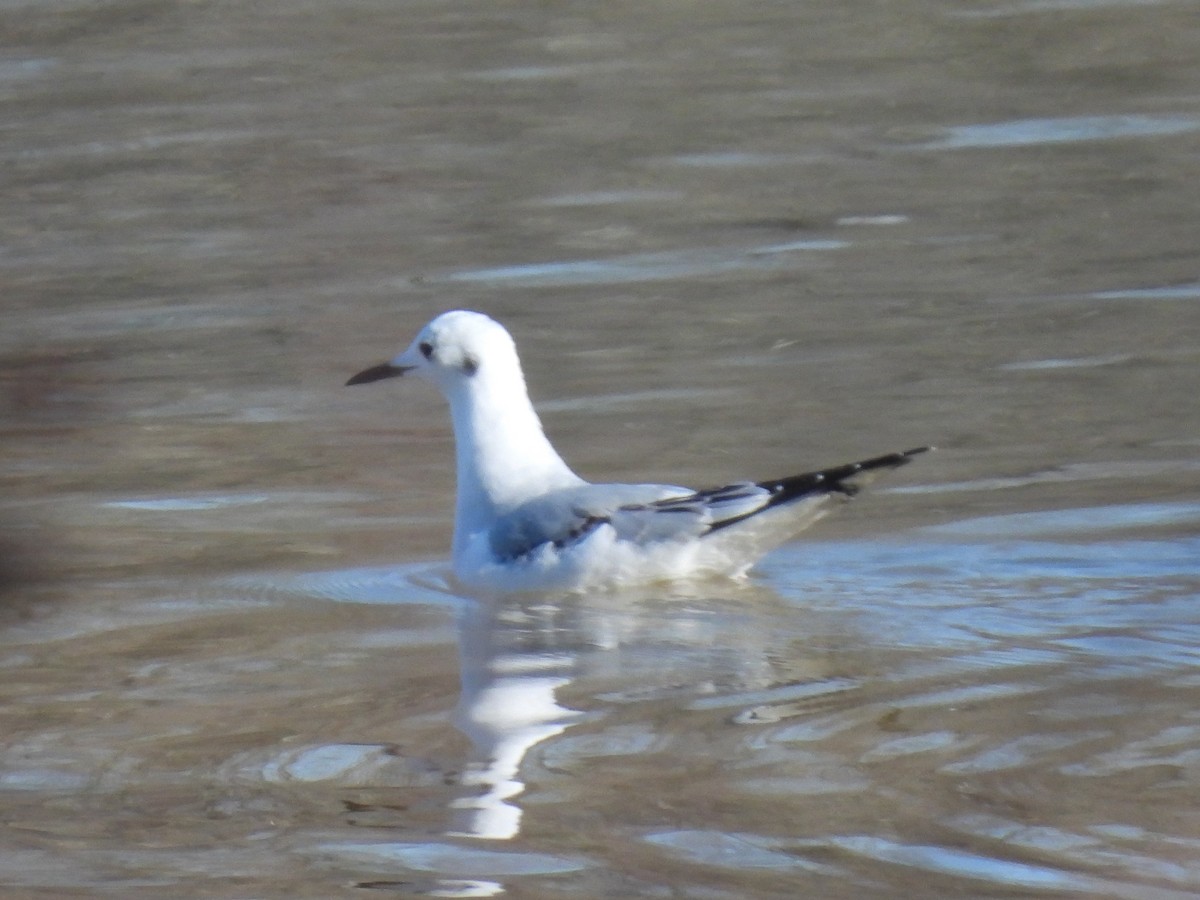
[462,354,479,376]
[419,341,433,359]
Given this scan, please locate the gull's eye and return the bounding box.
[419,341,434,360]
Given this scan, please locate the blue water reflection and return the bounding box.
[919,114,1200,149]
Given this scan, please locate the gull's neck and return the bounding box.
[444,362,582,552]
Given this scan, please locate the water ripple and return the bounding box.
[917,114,1200,149]
[644,830,839,873]
[430,241,847,288]
[308,841,590,876]
[827,836,1095,892]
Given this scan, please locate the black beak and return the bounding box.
[346,363,413,386]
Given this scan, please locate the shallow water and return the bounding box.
[3,0,1200,896]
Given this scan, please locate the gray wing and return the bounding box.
[488,447,930,562]
[488,482,691,562]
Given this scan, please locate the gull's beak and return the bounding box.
[345,362,414,386]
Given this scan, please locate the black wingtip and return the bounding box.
[753,445,933,509]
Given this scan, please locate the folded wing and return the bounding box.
[488,447,930,562]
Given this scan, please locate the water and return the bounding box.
[3,0,1199,896]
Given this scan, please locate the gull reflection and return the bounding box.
[449,596,586,839]
[443,582,814,841]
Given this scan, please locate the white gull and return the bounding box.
[348,310,929,594]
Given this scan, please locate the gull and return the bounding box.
[347,310,929,594]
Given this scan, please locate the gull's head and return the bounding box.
[346,310,520,392]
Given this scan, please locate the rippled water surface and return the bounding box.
[2,0,1199,896]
